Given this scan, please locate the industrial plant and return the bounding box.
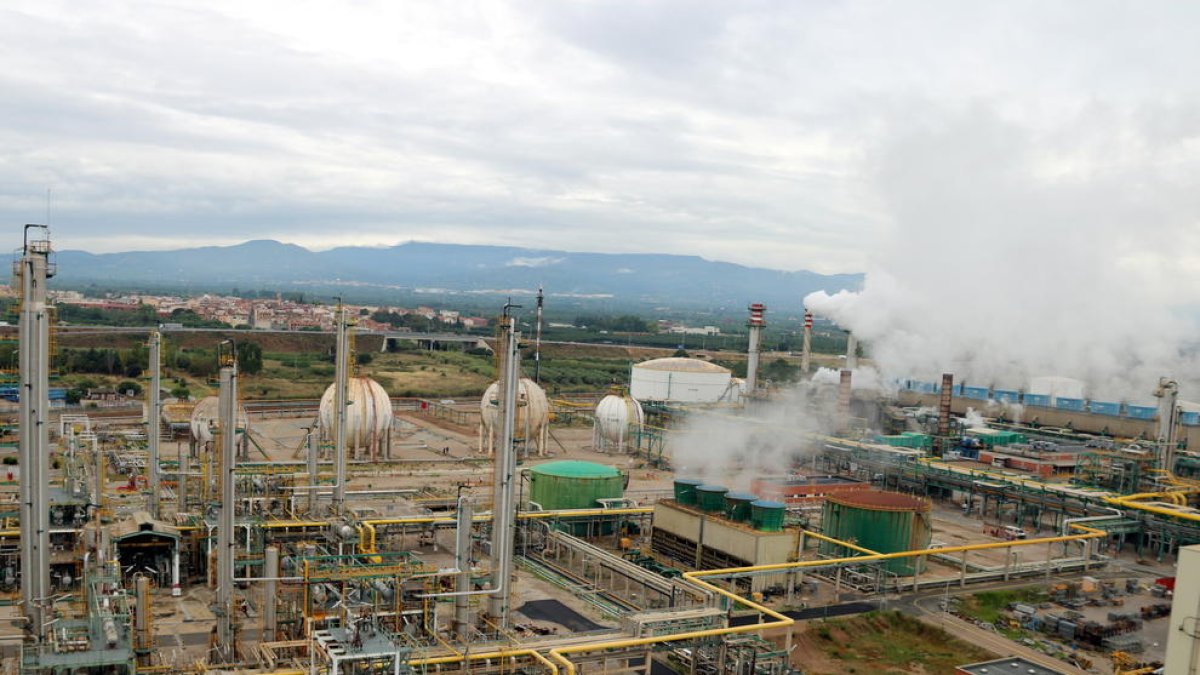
[5,228,1199,675]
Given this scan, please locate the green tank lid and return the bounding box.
[750,499,787,532]
[530,460,621,478]
[673,478,704,505]
[724,491,758,522]
[696,485,729,513]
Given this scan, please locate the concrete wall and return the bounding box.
[652,502,797,591]
[1165,544,1200,672]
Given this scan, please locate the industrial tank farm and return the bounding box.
[10,240,1200,675]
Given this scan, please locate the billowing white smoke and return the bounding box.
[806,110,1200,401]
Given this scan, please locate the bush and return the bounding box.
[2,456,16,466]
[356,352,374,365]
[117,380,143,396]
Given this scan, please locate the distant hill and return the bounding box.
[52,240,862,312]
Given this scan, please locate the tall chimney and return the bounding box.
[936,373,954,457]
[746,303,766,395]
[800,310,813,374]
[845,333,858,370]
[838,369,853,432]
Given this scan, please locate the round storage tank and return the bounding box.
[319,376,394,460]
[750,500,786,531]
[189,396,249,443]
[629,358,735,404]
[593,394,645,452]
[480,377,550,456]
[673,478,704,506]
[724,492,757,522]
[819,491,932,575]
[695,485,729,513]
[527,461,624,511]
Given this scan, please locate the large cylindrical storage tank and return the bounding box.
[819,491,932,575]
[319,376,394,461]
[629,358,734,404]
[695,485,729,513]
[189,396,248,444]
[593,394,644,453]
[528,461,624,510]
[480,377,550,456]
[673,478,703,505]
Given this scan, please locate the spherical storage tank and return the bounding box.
[819,491,932,575]
[593,394,644,453]
[189,396,249,443]
[528,461,625,511]
[319,376,394,460]
[480,377,549,456]
[629,357,734,404]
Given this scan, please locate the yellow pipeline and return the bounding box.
[800,530,880,556]
[546,522,1107,675]
[362,507,652,528]
[410,647,558,674]
[1105,488,1200,521]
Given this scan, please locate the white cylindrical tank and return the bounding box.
[480,377,550,456]
[630,357,734,403]
[593,394,644,453]
[319,376,394,460]
[189,396,248,443]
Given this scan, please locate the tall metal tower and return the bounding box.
[533,287,544,384]
[214,343,238,660]
[147,329,162,518]
[488,303,521,629]
[332,303,349,514]
[17,225,53,639]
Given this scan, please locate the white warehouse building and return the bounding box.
[629,357,738,404]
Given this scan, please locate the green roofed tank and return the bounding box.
[528,461,625,511]
[819,491,932,575]
[724,492,757,522]
[695,485,729,513]
[674,478,704,506]
[750,500,786,532]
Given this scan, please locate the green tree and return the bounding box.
[236,341,264,375]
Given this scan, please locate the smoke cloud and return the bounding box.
[805,107,1200,402]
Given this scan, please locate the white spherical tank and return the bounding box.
[479,377,550,456]
[630,357,734,403]
[189,396,249,443]
[593,394,644,452]
[319,376,394,460]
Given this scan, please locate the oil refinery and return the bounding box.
[5,230,1199,675]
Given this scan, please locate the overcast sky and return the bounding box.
[1,1,1198,275]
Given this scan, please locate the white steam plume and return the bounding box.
[806,108,1200,401]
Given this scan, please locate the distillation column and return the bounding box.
[17,227,53,639]
[745,303,766,395]
[333,305,349,514]
[488,312,520,629]
[453,497,473,638]
[307,429,319,516]
[534,286,544,384]
[1156,377,1180,473]
[148,330,162,518]
[262,546,279,643]
[214,353,238,660]
[800,309,813,374]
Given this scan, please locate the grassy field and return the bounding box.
[958,586,1048,624]
[792,611,995,674]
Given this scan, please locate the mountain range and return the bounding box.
[53,240,861,312]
